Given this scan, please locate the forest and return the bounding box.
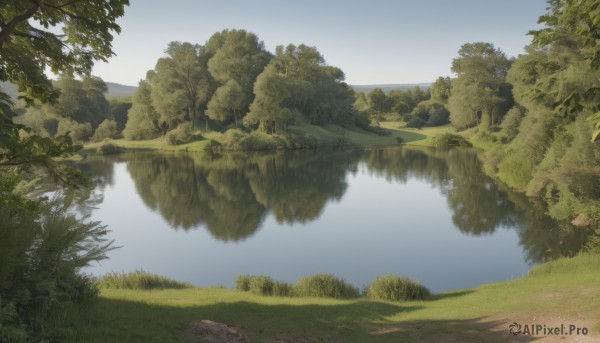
[1,0,599,341]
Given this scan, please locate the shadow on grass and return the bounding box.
[429,290,475,300]
[71,297,419,343]
[68,292,549,343]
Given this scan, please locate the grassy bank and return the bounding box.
[69,254,600,342]
[83,122,456,153]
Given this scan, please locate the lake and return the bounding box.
[79,147,588,293]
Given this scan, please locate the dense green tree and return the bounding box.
[387,89,416,114]
[0,1,128,340]
[109,97,132,132]
[367,88,389,118]
[244,65,294,133]
[123,79,160,140]
[529,0,600,141]
[45,76,111,128]
[483,2,600,229]
[500,106,524,141]
[430,76,452,103]
[151,42,208,130]
[0,0,129,104]
[448,42,513,129]
[91,119,118,142]
[206,80,246,125]
[207,30,270,116]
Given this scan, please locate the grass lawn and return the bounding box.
[69,254,600,342]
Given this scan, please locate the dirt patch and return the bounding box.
[369,314,599,343]
[183,320,250,343]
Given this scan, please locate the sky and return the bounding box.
[90,0,549,86]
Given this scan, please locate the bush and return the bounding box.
[367,275,430,301]
[395,136,405,144]
[0,195,112,341]
[99,143,124,155]
[91,119,118,142]
[235,275,292,296]
[354,111,371,129]
[405,115,425,128]
[293,274,359,299]
[426,111,450,126]
[235,274,252,292]
[431,133,472,147]
[96,270,193,290]
[166,122,194,145]
[56,119,93,143]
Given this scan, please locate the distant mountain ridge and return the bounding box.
[0,81,137,101]
[350,83,431,93]
[1,81,430,101]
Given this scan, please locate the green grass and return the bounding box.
[68,254,600,342]
[83,122,458,154]
[96,270,193,290]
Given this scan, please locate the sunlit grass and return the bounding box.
[72,254,600,342]
[96,270,193,290]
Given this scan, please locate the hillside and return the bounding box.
[0,81,137,101]
[1,81,432,100]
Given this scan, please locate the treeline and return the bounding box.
[122,29,366,144]
[350,0,600,229]
[354,77,451,128]
[12,76,131,143]
[406,1,599,229]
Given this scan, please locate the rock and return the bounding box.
[184,320,250,343]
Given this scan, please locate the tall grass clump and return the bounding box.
[367,275,430,301]
[235,275,293,296]
[293,274,359,299]
[96,270,193,290]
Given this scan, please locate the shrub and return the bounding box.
[431,133,472,147]
[91,119,118,142]
[293,274,359,299]
[426,110,450,126]
[395,136,405,144]
[96,270,193,290]
[248,275,274,296]
[405,115,425,128]
[235,275,292,296]
[235,274,252,292]
[0,196,112,341]
[166,122,194,145]
[99,143,124,155]
[367,275,430,301]
[56,119,93,143]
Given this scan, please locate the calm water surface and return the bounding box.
[79,148,587,293]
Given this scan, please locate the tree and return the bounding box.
[0,1,128,340]
[0,0,129,104]
[123,79,160,140]
[206,80,246,125]
[430,76,452,103]
[448,42,513,129]
[207,29,271,116]
[151,41,207,130]
[368,88,388,120]
[529,0,600,141]
[244,65,294,133]
[45,76,111,128]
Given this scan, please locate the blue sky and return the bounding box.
[92,0,549,86]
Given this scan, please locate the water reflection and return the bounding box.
[121,150,358,241]
[78,147,590,262]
